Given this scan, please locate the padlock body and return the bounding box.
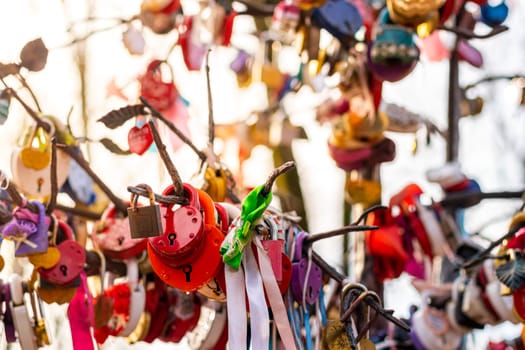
[128,204,163,239]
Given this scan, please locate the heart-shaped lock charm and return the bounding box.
[37,279,78,305]
[139,60,178,111]
[128,122,154,155]
[2,201,48,257]
[149,184,204,261]
[39,220,86,286]
[92,203,148,260]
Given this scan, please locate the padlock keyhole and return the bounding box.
[308,286,313,298]
[60,265,68,276]
[168,233,176,245]
[182,265,192,282]
[118,236,124,245]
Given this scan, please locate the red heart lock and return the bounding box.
[39,220,86,286]
[92,203,148,261]
[128,123,154,155]
[139,60,178,111]
[149,185,224,292]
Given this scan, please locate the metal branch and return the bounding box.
[461,225,522,270]
[261,161,295,197]
[127,186,188,206]
[311,251,410,332]
[352,205,386,225]
[303,225,379,246]
[140,96,207,161]
[46,137,58,215]
[463,74,525,92]
[440,190,524,208]
[438,24,508,40]
[147,119,184,196]
[205,49,215,146]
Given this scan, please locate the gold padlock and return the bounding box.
[127,183,163,239]
[19,120,55,171]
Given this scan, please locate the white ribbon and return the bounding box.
[244,245,270,349]
[254,236,297,350]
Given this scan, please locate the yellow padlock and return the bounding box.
[19,122,54,171]
[203,167,227,202]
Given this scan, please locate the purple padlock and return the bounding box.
[291,231,323,305]
[2,201,48,256]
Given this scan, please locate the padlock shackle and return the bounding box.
[130,183,156,209]
[162,183,200,209]
[144,60,175,84]
[196,189,217,228]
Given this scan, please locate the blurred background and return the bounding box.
[0,0,524,348]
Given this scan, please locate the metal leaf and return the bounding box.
[0,62,20,78]
[19,38,48,72]
[496,256,525,291]
[0,90,10,124]
[97,104,146,129]
[99,138,131,155]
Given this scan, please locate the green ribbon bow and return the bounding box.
[220,185,273,269]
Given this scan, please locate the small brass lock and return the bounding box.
[128,184,163,239]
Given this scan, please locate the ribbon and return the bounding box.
[255,236,298,350]
[67,272,95,350]
[220,185,273,269]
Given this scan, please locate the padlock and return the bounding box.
[128,183,163,239]
[311,0,363,44]
[253,36,287,90]
[149,183,204,260]
[149,185,225,292]
[290,231,323,305]
[39,219,86,286]
[186,299,228,350]
[2,200,48,257]
[203,166,227,203]
[19,121,53,170]
[138,60,178,111]
[8,274,38,350]
[480,0,508,27]
[11,117,71,197]
[92,203,148,260]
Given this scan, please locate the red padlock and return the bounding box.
[149,183,204,262]
[143,277,170,343]
[92,203,148,261]
[148,184,224,292]
[139,60,178,111]
[39,220,86,286]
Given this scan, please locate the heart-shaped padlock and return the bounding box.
[92,203,148,260]
[39,220,86,286]
[149,185,225,292]
[139,60,178,111]
[149,183,204,260]
[2,201,48,257]
[128,122,154,155]
[11,119,71,198]
[291,231,323,305]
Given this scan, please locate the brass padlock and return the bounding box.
[127,184,163,239]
